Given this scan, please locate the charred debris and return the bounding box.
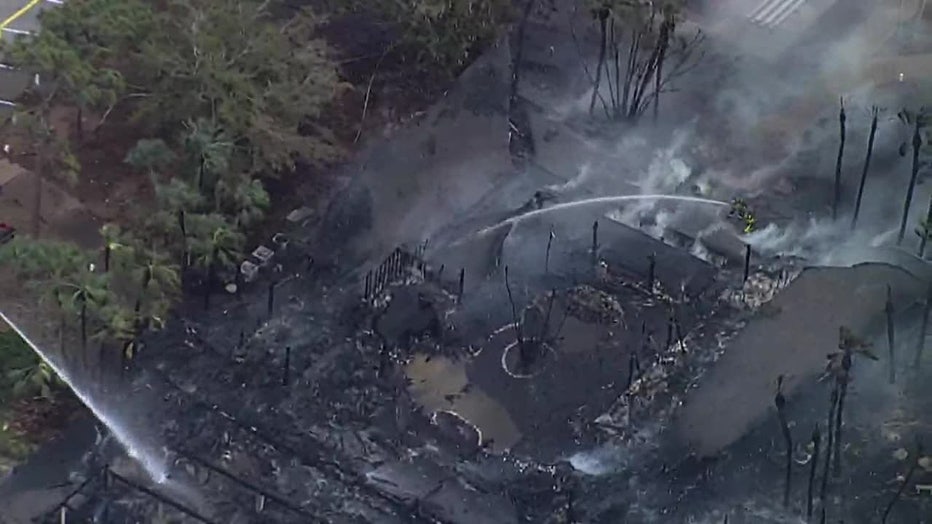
[42,217,808,523]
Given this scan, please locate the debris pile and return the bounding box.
[722,267,800,311]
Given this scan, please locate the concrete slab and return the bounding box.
[674,262,923,457]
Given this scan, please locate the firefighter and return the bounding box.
[728,198,757,234]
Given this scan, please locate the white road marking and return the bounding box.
[0,99,17,106]
[749,0,807,28]
[2,27,33,35]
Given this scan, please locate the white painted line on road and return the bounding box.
[0,0,41,30]
[0,100,17,106]
[45,0,64,4]
[0,63,15,70]
[2,27,33,35]
[749,0,807,28]
[768,0,806,27]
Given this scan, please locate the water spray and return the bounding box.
[0,310,170,484]
[474,194,728,237]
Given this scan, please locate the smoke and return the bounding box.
[546,162,595,194]
[566,444,628,476]
[744,218,843,260]
[690,239,714,264]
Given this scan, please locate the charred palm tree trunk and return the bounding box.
[775,376,793,508]
[881,443,923,523]
[55,295,66,357]
[918,194,932,258]
[589,8,610,115]
[885,285,896,384]
[503,266,528,370]
[820,384,839,516]
[832,99,846,220]
[897,119,923,244]
[281,346,291,387]
[852,107,878,229]
[103,245,111,273]
[80,297,88,357]
[178,210,188,275]
[915,281,932,370]
[204,248,217,311]
[135,266,152,333]
[652,13,673,124]
[807,424,821,519]
[545,227,555,274]
[833,350,852,477]
[647,252,656,292]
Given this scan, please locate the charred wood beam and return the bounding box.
[150,367,430,522]
[108,469,217,524]
[175,450,316,520]
[40,466,105,518]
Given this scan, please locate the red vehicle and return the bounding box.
[0,222,14,244]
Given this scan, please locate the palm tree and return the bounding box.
[0,330,60,399]
[188,214,245,273]
[825,326,875,477]
[7,360,58,399]
[213,172,270,228]
[99,223,134,273]
[92,303,136,372]
[131,248,180,331]
[146,178,207,257]
[55,269,111,360]
[182,117,233,194]
[187,213,244,309]
[0,237,90,283]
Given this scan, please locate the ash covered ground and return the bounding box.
[10,0,932,522]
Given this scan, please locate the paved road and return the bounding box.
[0,0,54,105]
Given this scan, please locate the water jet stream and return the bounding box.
[475,194,729,236]
[0,310,169,484]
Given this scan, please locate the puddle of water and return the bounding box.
[405,354,522,453]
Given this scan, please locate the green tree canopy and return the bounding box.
[0,0,155,134]
[132,0,342,173]
[342,0,513,78]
